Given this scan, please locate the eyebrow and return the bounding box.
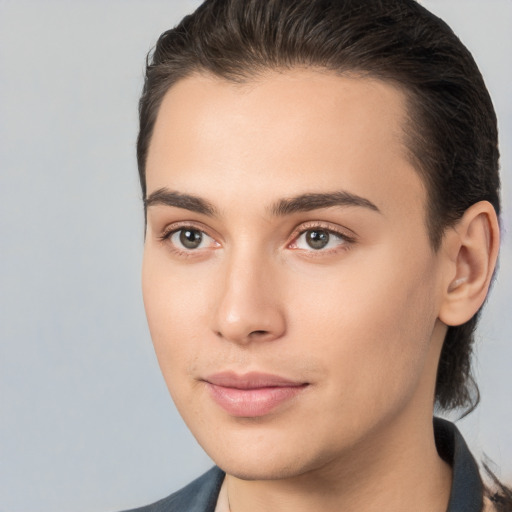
[270,191,381,216]
[145,188,217,216]
[144,188,380,217]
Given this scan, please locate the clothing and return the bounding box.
[121,417,484,512]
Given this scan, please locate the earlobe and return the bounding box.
[439,201,500,327]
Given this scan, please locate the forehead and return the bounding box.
[146,69,426,221]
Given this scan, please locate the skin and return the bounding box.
[142,69,499,512]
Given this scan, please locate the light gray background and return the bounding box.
[0,1,510,511]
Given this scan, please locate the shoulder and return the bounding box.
[120,466,225,512]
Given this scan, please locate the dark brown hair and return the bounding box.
[137,0,501,413]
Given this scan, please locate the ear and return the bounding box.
[438,201,500,327]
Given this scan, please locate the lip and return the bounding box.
[203,371,308,417]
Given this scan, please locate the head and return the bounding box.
[137,0,500,478]
[138,0,500,412]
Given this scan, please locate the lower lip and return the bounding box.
[206,383,307,417]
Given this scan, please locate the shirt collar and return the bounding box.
[434,417,484,512]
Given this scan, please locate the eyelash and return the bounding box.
[288,222,356,255]
[158,221,355,257]
[159,222,219,257]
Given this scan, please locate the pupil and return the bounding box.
[180,229,202,249]
[306,230,329,249]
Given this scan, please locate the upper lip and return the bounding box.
[204,371,307,389]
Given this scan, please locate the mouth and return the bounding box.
[203,371,309,417]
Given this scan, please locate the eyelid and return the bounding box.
[159,220,219,241]
[289,221,356,242]
[158,221,222,256]
[287,221,357,252]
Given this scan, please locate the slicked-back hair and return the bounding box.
[137,0,500,412]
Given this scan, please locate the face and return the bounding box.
[142,70,449,480]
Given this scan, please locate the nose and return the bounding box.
[212,252,286,345]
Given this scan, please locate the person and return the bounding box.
[127,0,511,511]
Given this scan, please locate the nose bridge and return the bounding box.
[213,243,285,344]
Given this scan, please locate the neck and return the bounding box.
[225,412,452,512]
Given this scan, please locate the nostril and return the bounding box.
[250,330,269,337]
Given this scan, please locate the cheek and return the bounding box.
[141,250,212,377]
[286,250,439,413]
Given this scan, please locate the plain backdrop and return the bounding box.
[0,1,511,511]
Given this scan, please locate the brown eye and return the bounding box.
[305,230,330,250]
[178,229,203,249]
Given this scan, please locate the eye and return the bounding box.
[291,228,350,251]
[167,227,218,251]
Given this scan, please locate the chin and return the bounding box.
[215,455,315,482]
[195,426,331,482]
